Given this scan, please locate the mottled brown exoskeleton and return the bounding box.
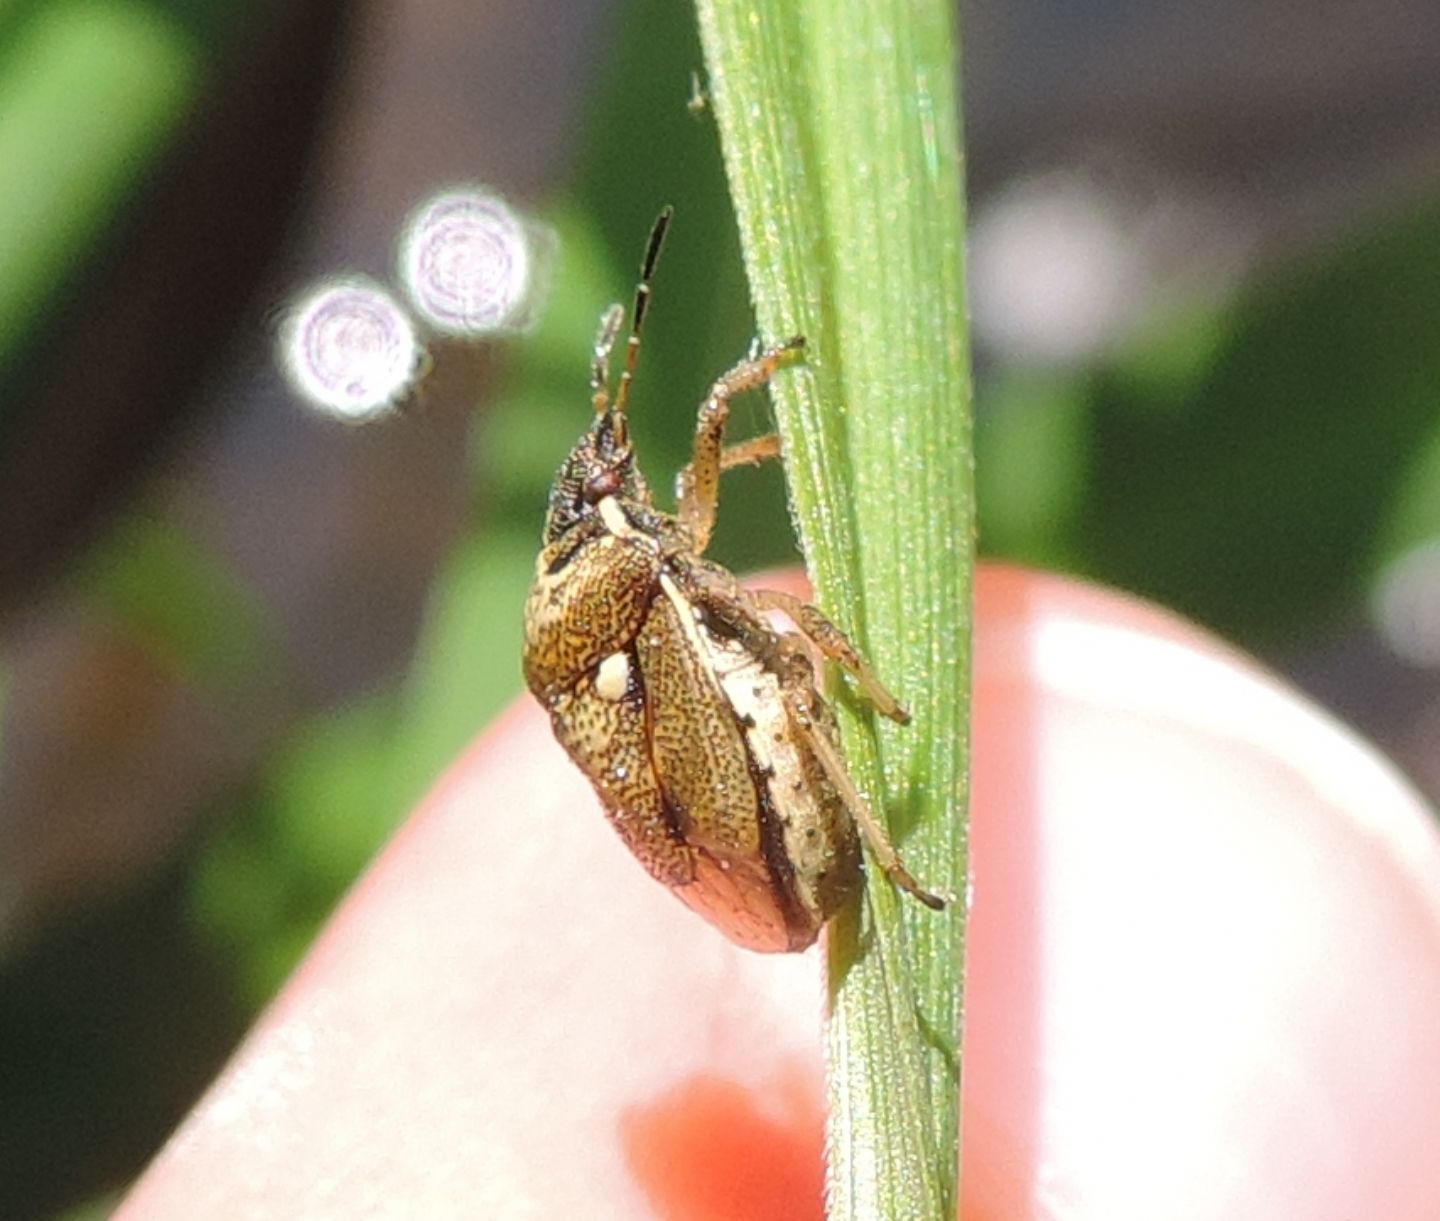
[523,209,943,951]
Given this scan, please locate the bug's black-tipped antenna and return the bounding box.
[613,206,673,419]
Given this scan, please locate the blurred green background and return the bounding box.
[2,0,1440,1215]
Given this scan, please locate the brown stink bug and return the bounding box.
[522,208,944,951]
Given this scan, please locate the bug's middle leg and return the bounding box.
[750,588,911,725]
[677,337,803,551]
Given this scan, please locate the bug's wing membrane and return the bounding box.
[680,852,798,952]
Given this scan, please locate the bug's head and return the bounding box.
[542,208,672,544]
[542,408,646,541]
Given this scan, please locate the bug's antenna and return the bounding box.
[613,206,673,419]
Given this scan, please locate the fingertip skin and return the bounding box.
[120,566,1440,1221]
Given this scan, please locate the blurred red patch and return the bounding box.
[622,1067,825,1221]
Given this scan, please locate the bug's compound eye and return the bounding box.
[584,465,625,503]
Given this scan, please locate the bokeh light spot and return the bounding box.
[398,188,551,337]
[1373,539,1440,668]
[280,278,421,422]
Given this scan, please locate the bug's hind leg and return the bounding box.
[779,681,944,911]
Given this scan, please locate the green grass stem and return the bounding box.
[694,2,973,1217]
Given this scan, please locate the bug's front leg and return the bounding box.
[676,337,804,552]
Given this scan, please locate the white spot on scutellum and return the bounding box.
[596,651,631,701]
[398,187,553,337]
[279,277,422,421]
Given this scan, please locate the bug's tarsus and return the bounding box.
[909,881,949,912]
[614,206,674,419]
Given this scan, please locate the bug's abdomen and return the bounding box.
[713,648,861,933]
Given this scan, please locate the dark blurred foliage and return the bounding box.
[1,0,1439,1215]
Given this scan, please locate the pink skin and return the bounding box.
[118,566,1440,1219]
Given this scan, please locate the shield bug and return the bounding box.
[522,209,944,951]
